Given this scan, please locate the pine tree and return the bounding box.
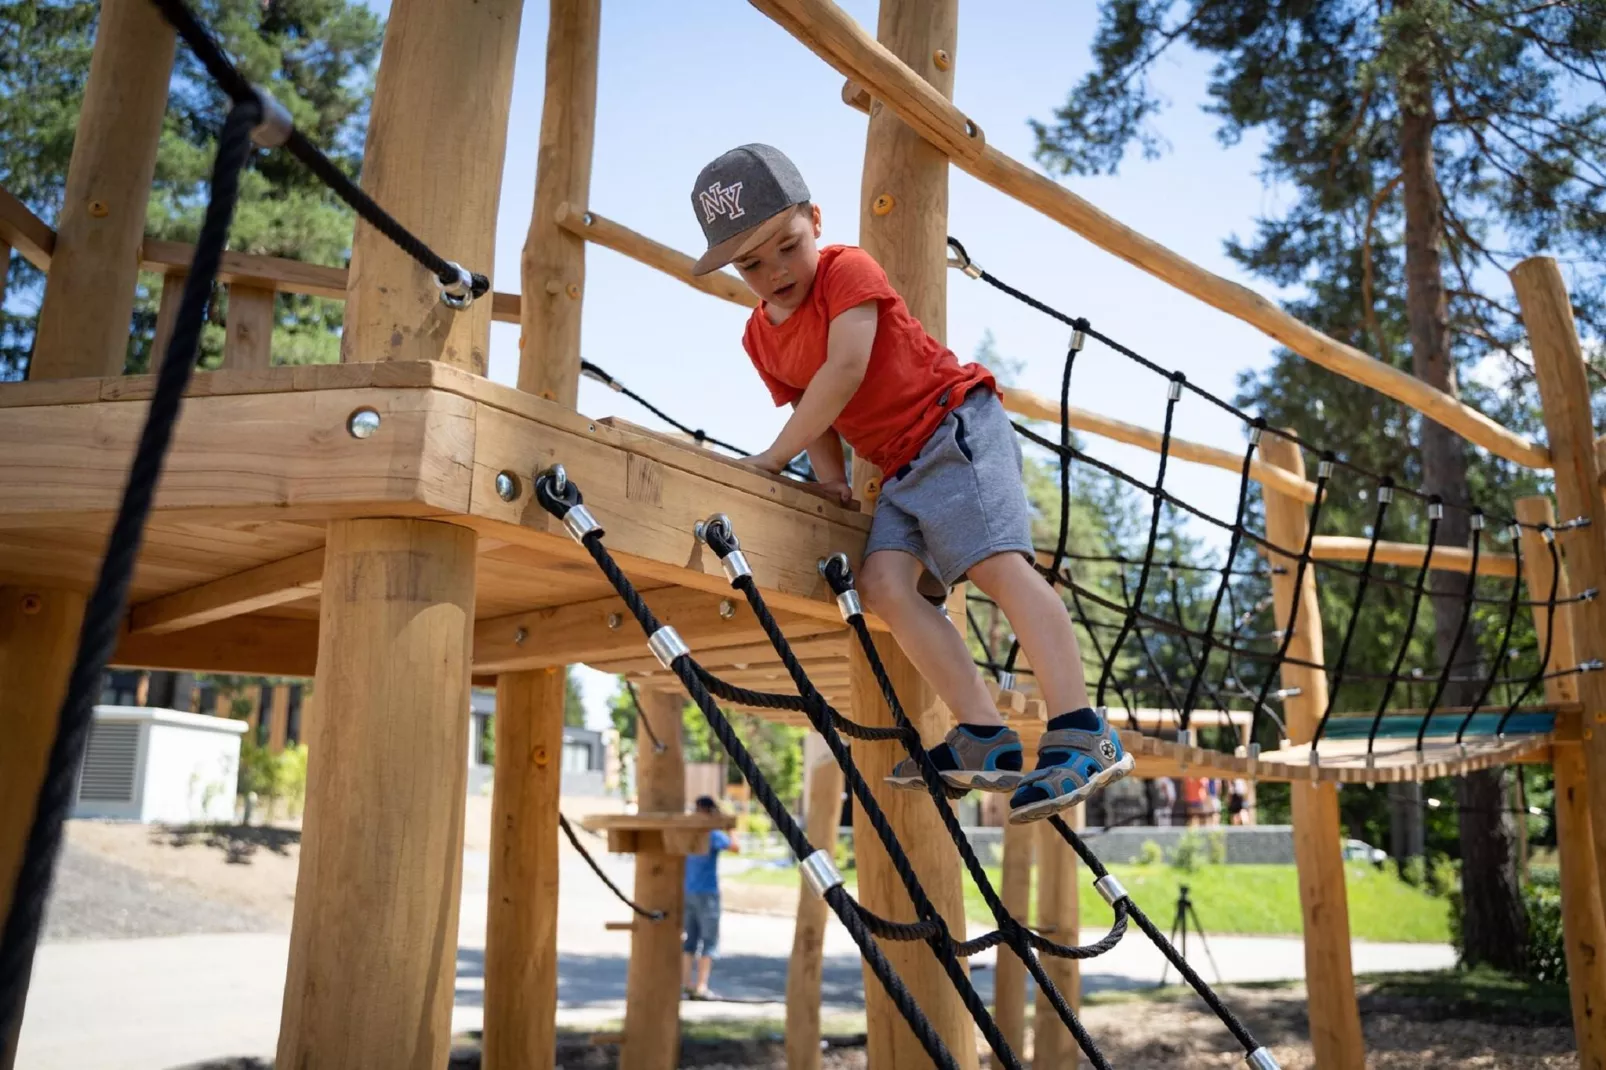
[1,0,384,377]
[1034,0,1604,971]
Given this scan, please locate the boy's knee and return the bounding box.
[857,555,914,618]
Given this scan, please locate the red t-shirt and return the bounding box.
[741,245,996,475]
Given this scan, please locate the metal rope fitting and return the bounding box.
[695,513,737,549]
[1377,484,1394,504]
[1470,511,1485,531]
[836,589,863,621]
[720,550,753,583]
[1093,874,1128,906]
[563,504,600,542]
[1318,458,1335,480]
[961,260,983,280]
[800,849,845,898]
[1070,327,1086,353]
[647,626,689,669]
[1428,499,1444,521]
[1248,423,1264,446]
[438,261,475,310]
[1245,1048,1281,1070]
[1167,377,1184,402]
[997,671,1016,692]
[250,86,293,148]
[1509,522,1525,541]
[1541,524,1556,543]
[1175,728,1194,749]
[1246,741,1261,762]
[550,464,568,495]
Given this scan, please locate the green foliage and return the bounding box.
[2,0,385,378]
[563,669,586,728]
[1169,830,1205,873]
[480,714,495,767]
[736,811,772,837]
[1137,839,1165,867]
[236,739,307,817]
[1522,869,1566,984]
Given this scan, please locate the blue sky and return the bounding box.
[369,1,1288,729]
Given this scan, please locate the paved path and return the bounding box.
[17,846,1456,1069]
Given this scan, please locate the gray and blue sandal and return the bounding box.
[1008,715,1134,824]
[885,724,1026,795]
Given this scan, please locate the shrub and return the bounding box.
[1137,840,1165,867]
[1524,870,1567,984]
[737,810,772,837]
[1207,831,1228,866]
[1170,831,1205,873]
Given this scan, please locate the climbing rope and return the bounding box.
[557,814,665,922]
[533,473,1279,1068]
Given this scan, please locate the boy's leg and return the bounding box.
[968,551,1134,824]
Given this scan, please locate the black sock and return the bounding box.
[1047,707,1101,732]
[961,723,1005,739]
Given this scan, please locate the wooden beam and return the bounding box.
[114,611,320,677]
[28,0,175,381]
[849,3,976,1067]
[1001,385,1318,503]
[484,667,564,1070]
[554,203,757,310]
[474,587,833,673]
[1033,806,1081,1063]
[620,689,685,1070]
[1308,535,1517,578]
[140,239,348,301]
[0,187,54,271]
[1261,435,1365,1068]
[1515,257,1606,988]
[0,586,86,1070]
[277,519,476,1070]
[519,0,599,405]
[993,821,1033,1060]
[128,548,324,635]
[224,283,276,371]
[786,735,845,1070]
[754,0,1550,471]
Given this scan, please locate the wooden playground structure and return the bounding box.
[4,0,1606,1068]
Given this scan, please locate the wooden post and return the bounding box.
[848,2,978,1067]
[1513,257,1606,919]
[224,284,276,370]
[620,688,686,1070]
[275,519,477,1069]
[482,4,600,1065]
[28,0,175,381]
[518,0,600,405]
[0,586,87,1070]
[339,0,521,373]
[484,668,566,1070]
[1519,498,1606,1070]
[991,821,1033,1065]
[1033,805,1082,1065]
[786,734,847,1070]
[1261,434,1366,1069]
[149,271,186,364]
[267,684,290,754]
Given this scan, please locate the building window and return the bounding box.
[561,742,591,774]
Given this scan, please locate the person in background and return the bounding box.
[1228,777,1250,826]
[682,796,738,1000]
[1152,776,1179,827]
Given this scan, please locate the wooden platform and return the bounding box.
[580,811,736,855]
[0,361,871,692]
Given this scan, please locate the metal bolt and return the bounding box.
[20,593,42,615]
[582,211,596,226]
[494,471,520,502]
[513,627,528,646]
[347,408,381,439]
[932,48,951,70]
[606,612,622,630]
[719,599,737,620]
[566,283,581,299]
[872,194,895,216]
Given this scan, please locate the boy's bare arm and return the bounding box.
[805,431,847,485]
[748,302,876,473]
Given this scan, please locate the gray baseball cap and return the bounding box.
[689,144,811,275]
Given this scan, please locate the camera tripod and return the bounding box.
[1156,883,1222,987]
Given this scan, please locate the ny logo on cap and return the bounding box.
[698,181,745,224]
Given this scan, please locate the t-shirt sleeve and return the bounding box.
[712,829,733,852]
[820,246,899,321]
[743,318,803,408]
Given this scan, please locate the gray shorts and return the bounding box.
[682,892,721,958]
[865,388,1035,588]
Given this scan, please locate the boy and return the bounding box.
[689,144,1133,823]
[682,796,737,1000]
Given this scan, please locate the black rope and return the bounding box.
[1363,502,1443,756]
[0,100,260,1055]
[558,813,664,921]
[1311,490,1394,752]
[1415,518,1484,749]
[1495,533,1565,737]
[1456,528,1530,743]
[580,361,812,480]
[622,680,667,754]
[149,0,489,298]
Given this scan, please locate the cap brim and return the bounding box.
[690,206,797,276]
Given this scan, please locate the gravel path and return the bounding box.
[43,844,279,942]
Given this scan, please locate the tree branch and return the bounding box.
[1363,172,1403,364]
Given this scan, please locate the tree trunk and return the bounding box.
[1398,41,1527,973]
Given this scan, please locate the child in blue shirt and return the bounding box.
[682,796,738,1000]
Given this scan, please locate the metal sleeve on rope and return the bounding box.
[437,261,476,310]
[721,550,752,583]
[1094,874,1128,906]
[249,86,293,147]
[1246,1047,1282,1070]
[647,626,689,669]
[800,849,845,898]
[563,504,601,542]
[836,589,862,621]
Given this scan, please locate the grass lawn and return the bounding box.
[731,860,1451,943]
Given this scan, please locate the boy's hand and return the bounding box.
[817,480,854,505]
[744,450,786,475]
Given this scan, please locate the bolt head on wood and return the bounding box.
[346,407,381,439]
[20,593,42,615]
[514,626,528,645]
[607,612,622,630]
[719,599,736,620]
[872,194,895,216]
[88,199,109,218]
[932,48,951,70]
[494,471,521,501]
[566,283,581,299]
